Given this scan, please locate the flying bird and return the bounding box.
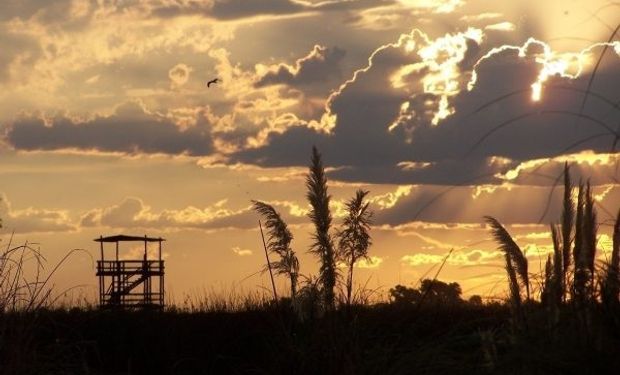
[207,78,220,87]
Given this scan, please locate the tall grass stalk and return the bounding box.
[601,209,620,306]
[560,163,574,301]
[484,216,529,331]
[484,217,530,300]
[253,201,299,303]
[573,183,585,303]
[336,190,373,307]
[306,146,337,310]
[551,224,563,308]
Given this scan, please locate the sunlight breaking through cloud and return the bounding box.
[369,186,413,209]
[398,0,464,14]
[232,246,253,256]
[356,256,384,269]
[468,38,620,101]
[389,27,483,130]
[401,249,503,267]
[496,152,620,181]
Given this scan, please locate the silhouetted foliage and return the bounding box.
[573,182,586,304]
[420,279,463,305]
[573,181,598,309]
[389,279,464,306]
[306,146,337,310]
[484,216,529,302]
[560,163,574,299]
[468,295,483,306]
[336,189,373,306]
[389,284,422,305]
[252,201,299,301]
[602,209,620,307]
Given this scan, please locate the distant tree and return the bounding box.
[419,279,463,305]
[336,189,373,306]
[468,295,483,306]
[389,284,422,305]
[252,201,299,302]
[389,279,464,306]
[306,146,337,309]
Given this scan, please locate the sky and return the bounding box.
[0,0,619,304]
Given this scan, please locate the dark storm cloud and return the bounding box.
[230,35,620,185]
[210,0,303,19]
[152,0,395,20]
[255,45,346,88]
[5,102,214,156]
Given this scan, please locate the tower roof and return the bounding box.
[94,234,165,243]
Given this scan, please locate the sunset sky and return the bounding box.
[1,0,619,303]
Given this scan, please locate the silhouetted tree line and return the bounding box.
[389,279,483,306]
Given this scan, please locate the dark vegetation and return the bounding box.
[1,147,619,374]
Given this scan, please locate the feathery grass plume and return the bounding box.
[306,146,337,309]
[542,254,553,306]
[602,209,620,306]
[504,249,523,328]
[336,189,373,307]
[295,275,323,321]
[252,201,300,301]
[573,182,597,305]
[484,216,528,332]
[613,209,620,282]
[551,224,563,307]
[582,182,597,294]
[484,216,530,300]
[573,182,586,304]
[560,163,574,301]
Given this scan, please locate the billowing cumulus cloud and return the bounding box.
[0,193,76,233]
[168,63,193,88]
[230,27,620,186]
[232,246,253,256]
[80,197,253,231]
[255,45,346,89]
[5,101,215,156]
[356,255,384,268]
[401,248,503,267]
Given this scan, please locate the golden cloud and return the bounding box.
[168,63,193,88]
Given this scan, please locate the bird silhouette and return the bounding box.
[207,78,220,87]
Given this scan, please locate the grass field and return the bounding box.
[1,299,619,374]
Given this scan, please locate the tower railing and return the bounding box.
[95,235,166,309]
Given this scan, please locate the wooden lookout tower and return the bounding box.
[95,235,165,309]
